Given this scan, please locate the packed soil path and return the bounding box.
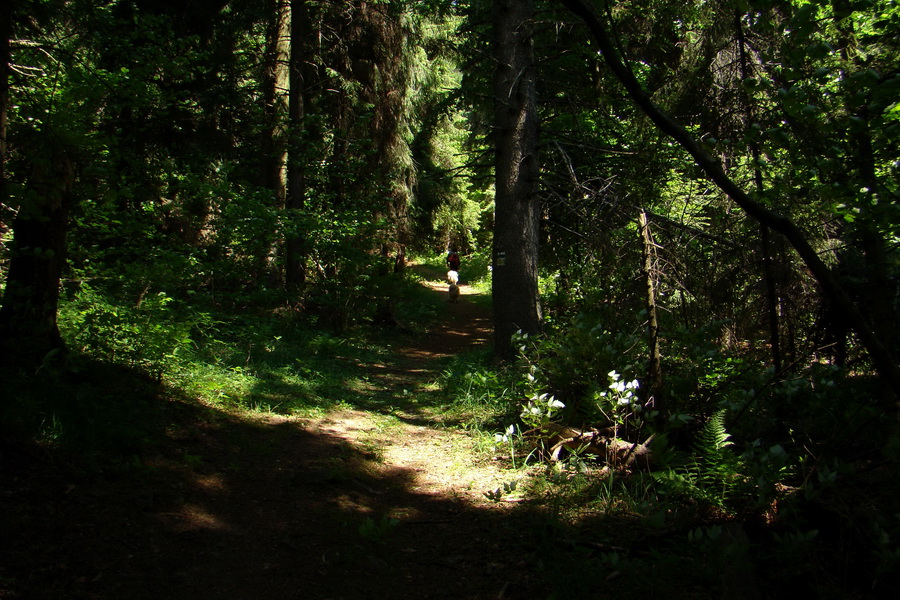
[2,267,548,599]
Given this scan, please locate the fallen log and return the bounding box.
[532,423,654,468]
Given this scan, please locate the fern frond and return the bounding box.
[649,412,752,513]
[693,410,733,460]
[689,410,740,509]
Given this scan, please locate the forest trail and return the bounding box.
[3,266,547,599]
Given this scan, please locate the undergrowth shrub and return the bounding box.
[173,312,392,414]
[59,283,210,378]
[460,249,493,292]
[500,315,801,519]
[513,316,645,425]
[391,269,443,331]
[661,320,764,418]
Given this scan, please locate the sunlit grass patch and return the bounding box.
[173,362,258,407]
[436,348,521,430]
[156,309,406,418]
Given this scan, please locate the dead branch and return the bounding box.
[532,422,654,468]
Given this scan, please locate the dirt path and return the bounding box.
[3,268,547,599]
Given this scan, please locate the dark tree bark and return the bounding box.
[0,145,75,365]
[492,0,542,359]
[256,0,290,285]
[0,0,8,203]
[261,0,290,199]
[284,0,310,293]
[560,0,900,401]
[759,223,783,371]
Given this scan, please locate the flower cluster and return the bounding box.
[600,370,640,406]
[520,393,566,428]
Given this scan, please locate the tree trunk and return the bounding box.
[257,0,290,285]
[0,0,9,206]
[0,146,75,365]
[285,0,308,293]
[759,223,783,371]
[735,9,783,373]
[853,112,896,365]
[639,211,663,415]
[492,0,542,359]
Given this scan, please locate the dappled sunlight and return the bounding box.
[141,408,537,597]
[381,427,510,503]
[159,504,232,532]
[194,473,228,493]
[306,408,511,507]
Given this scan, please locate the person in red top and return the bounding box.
[446,247,460,273]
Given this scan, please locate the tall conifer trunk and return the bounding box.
[285,0,308,293]
[0,0,8,206]
[735,10,783,372]
[639,211,664,414]
[257,0,290,285]
[492,0,541,359]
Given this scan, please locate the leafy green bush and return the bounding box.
[514,317,644,425]
[661,321,762,416]
[59,284,209,378]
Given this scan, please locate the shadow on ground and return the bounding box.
[2,382,547,600]
[1,272,547,600]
